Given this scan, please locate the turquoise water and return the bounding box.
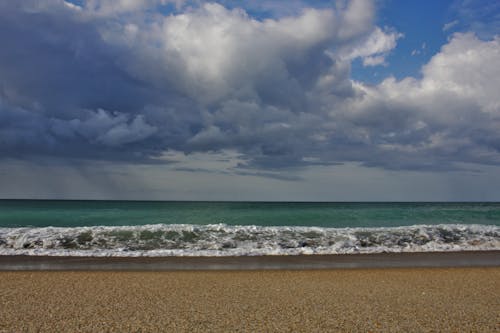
[1,200,499,228]
[1,200,499,256]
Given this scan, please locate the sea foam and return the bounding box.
[0,224,498,257]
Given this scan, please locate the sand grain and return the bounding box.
[0,268,499,332]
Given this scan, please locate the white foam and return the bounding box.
[0,223,498,257]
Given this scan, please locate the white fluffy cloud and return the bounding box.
[343,26,403,66]
[104,2,378,105]
[347,33,500,168]
[421,33,500,112]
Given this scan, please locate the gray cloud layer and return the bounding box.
[0,1,499,172]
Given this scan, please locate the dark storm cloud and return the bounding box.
[0,1,204,161]
[0,1,499,173]
[0,3,159,112]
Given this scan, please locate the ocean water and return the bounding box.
[0,200,499,256]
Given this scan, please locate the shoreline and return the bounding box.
[1,250,499,271]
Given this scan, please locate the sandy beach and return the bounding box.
[1,267,499,332]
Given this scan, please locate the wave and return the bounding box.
[0,224,498,257]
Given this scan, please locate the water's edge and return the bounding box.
[1,251,499,271]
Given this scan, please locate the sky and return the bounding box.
[0,0,499,201]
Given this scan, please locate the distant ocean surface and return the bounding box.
[0,200,499,257]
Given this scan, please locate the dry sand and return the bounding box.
[0,268,499,332]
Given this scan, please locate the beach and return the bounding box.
[1,265,499,332]
[1,201,499,331]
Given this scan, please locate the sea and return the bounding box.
[0,200,499,257]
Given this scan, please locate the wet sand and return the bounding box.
[1,267,499,332]
[1,251,499,270]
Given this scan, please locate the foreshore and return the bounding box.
[1,266,499,332]
[1,251,499,332]
[0,250,499,270]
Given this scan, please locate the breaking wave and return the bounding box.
[0,224,498,257]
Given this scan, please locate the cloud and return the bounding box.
[362,55,386,66]
[66,0,186,16]
[0,1,499,175]
[346,33,500,169]
[410,42,426,56]
[343,26,403,66]
[66,109,158,147]
[449,0,500,39]
[443,20,459,31]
